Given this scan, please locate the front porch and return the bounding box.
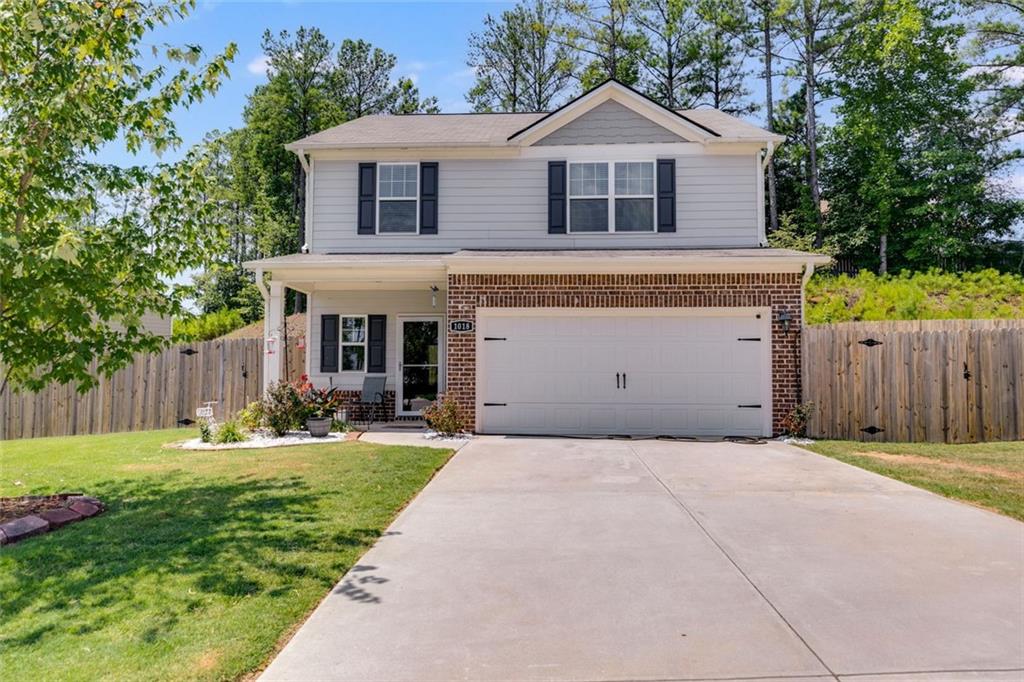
[253,253,450,423]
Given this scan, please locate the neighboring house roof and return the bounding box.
[285,79,782,151]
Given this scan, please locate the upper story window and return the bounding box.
[568,161,655,233]
[378,163,418,234]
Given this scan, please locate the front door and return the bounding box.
[397,316,443,416]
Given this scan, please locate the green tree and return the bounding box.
[743,0,788,232]
[0,0,235,394]
[690,0,757,114]
[771,86,820,239]
[335,39,439,117]
[635,0,704,108]
[776,0,854,246]
[823,0,1022,273]
[467,0,574,111]
[559,0,646,88]
[967,0,1024,147]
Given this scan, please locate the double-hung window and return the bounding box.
[377,163,418,234]
[341,316,367,371]
[568,161,655,233]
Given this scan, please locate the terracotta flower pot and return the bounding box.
[306,416,333,438]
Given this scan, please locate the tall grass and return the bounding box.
[807,268,1024,324]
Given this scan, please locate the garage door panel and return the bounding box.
[479,311,769,437]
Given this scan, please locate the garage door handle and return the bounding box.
[738,404,762,409]
[622,372,627,389]
[616,372,620,389]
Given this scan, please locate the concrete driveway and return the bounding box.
[261,437,1024,682]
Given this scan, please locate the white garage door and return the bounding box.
[477,309,771,437]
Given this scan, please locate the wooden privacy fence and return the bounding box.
[1,338,306,441]
[804,319,1024,443]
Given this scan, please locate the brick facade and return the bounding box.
[334,390,396,423]
[445,272,803,436]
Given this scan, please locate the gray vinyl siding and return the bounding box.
[310,155,759,253]
[307,290,438,392]
[534,101,685,145]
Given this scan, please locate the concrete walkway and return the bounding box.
[261,437,1024,682]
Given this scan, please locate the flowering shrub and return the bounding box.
[260,380,304,437]
[780,402,816,437]
[422,395,465,436]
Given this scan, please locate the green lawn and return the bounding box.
[0,429,452,681]
[799,439,1024,521]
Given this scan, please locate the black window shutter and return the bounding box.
[548,161,567,234]
[358,163,376,235]
[657,159,676,233]
[367,315,386,373]
[420,162,438,235]
[320,315,339,373]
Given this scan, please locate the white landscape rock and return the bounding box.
[423,430,473,443]
[172,430,348,451]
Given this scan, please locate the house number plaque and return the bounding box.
[449,320,475,333]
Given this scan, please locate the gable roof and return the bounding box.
[285,79,783,151]
[506,79,720,145]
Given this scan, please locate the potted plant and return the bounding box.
[301,382,341,437]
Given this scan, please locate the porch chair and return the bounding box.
[358,375,388,429]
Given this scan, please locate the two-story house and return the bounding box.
[244,80,829,437]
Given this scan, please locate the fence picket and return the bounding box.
[805,320,1024,443]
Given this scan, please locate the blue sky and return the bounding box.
[99,0,518,166]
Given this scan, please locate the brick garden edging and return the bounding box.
[446,272,803,436]
[0,494,105,545]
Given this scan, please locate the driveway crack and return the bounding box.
[627,444,840,682]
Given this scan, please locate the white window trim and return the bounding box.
[339,314,368,373]
[376,162,419,235]
[567,160,657,234]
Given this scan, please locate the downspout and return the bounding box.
[293,148,309,173]
[761,140,776,171]
[799,261,816,408]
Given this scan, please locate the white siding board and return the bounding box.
[311,153,762,252]
[307,290,438,391]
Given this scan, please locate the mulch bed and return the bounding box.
[0,493,105,545]
[0,493,83,524]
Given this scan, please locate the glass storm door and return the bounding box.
[397,317,442,416]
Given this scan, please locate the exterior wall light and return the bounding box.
[778,309,792,335]
[431,285,439,309]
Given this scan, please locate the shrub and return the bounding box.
[214,418,246,444]
[260,380,304,437]
[173,308,246,342]
[238,401,264,430]
[422,395,465,436]
[198,419,213,443]
[806,268,1024,324]
[780,402,815,437]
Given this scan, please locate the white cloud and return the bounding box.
[444,66,478,85]
[247,54,271,77]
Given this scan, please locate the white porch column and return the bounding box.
[263,281,285,392]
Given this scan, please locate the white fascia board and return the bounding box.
[443,253,832,275]
[511,83,714,146]
[306,147,522,161]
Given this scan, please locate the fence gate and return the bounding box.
[803,319,1024,443]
